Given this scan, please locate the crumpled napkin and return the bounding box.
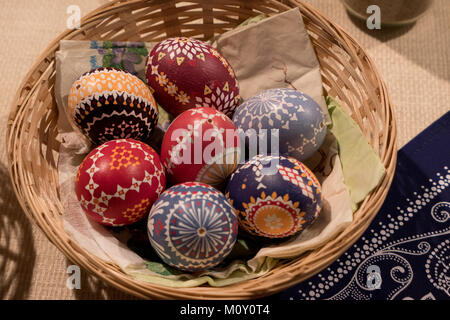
[326,97,386,210]
[216,8,330,124]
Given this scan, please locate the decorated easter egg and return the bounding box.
[145,37,240,117]
[225,154,322,238]
[232,88,326,161]
[160,107,240,188]
[68,67,159,145]
[147,182,238,272]
[75,139,166,227]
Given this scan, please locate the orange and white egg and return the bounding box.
[68,67,158,145]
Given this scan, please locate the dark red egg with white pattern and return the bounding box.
[160,107,240,188]
[145,37,240,118]
[75,139,166,227]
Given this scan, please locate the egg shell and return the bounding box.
[225,154,322,239]
[232,88,327,161]
[160,107,240,188]
[145,37,240,117]
[147,182,238,272]
[75,139,166,227]
[68,67,158,145]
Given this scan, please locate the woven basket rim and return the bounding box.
[6,0,397,299]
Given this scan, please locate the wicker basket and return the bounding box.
[6,0,396,299]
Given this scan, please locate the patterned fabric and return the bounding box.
[279,111,450,300]
[90,41,149,77]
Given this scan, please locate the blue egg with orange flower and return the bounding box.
[225,154,322,239]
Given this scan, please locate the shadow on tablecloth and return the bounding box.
[0,163,36,299]
[65,258,137,299]
[279,111,450,300]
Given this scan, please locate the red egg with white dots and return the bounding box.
[75,139,166,227]
[160,107,240,188]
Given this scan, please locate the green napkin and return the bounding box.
[327,96,386,211]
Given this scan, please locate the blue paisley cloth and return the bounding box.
[278,111,450,300]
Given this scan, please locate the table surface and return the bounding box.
[0,0,448,299]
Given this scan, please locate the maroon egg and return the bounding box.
[160,107,240,188]
[145,37,240,118]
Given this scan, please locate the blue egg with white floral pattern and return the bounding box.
[225,154,322,239]
[147,182,238,272]
[232,88,327,161]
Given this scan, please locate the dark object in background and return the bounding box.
[341,0,434,26]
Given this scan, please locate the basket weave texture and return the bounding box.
[6,0,397,299]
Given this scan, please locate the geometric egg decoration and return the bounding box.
[147,182,238,272]
[145,37,240,118]
[160,107,241,188]
[225,154,322,239]
[232,88,327,161]
[75,139,166,227]
[68,67,159,145]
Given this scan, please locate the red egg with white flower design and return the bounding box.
[75,139,166,227]
[145,37,240,117]
[160,107,240,188]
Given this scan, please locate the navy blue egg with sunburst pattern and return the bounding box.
[147,182,238,272]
